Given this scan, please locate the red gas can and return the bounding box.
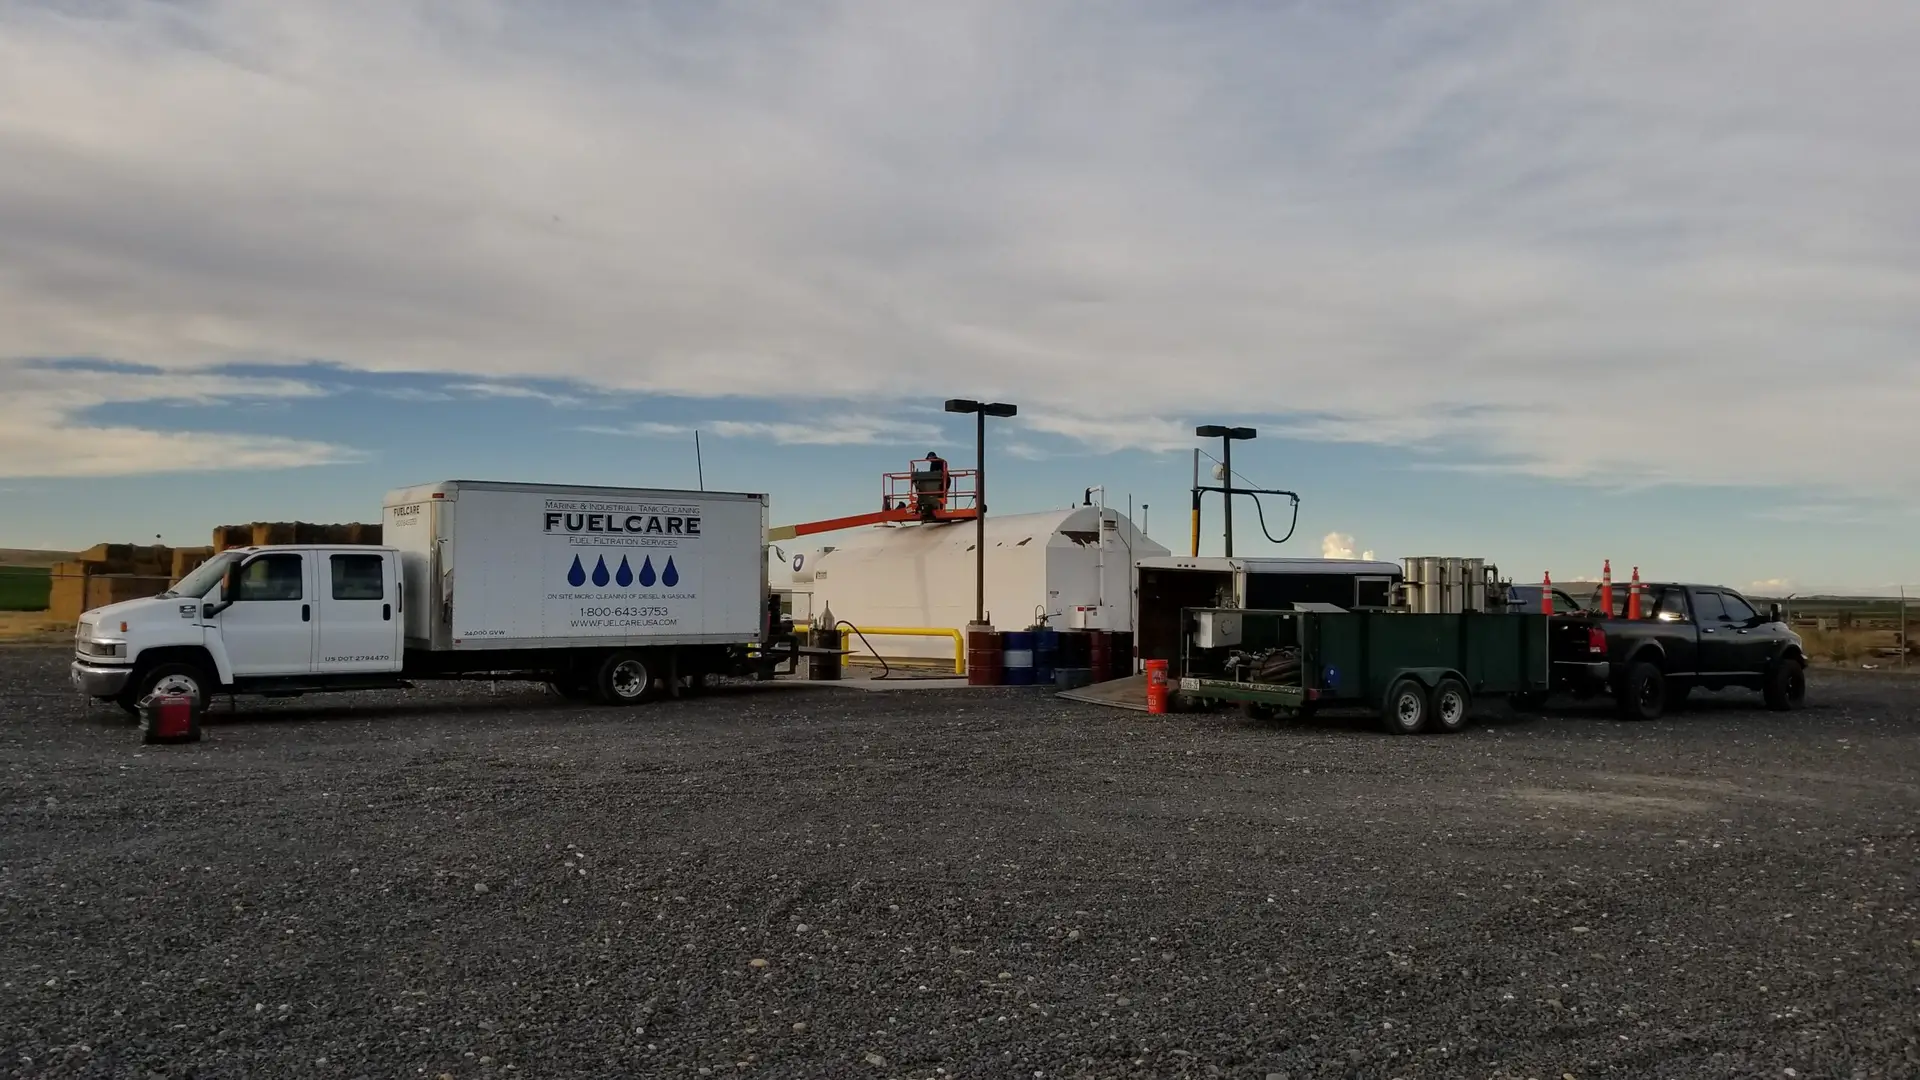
[141,693,201,745]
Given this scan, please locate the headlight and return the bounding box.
[79,639,126,659]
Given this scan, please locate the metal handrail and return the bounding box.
[793,623,967,674]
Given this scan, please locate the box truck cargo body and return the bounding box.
[70,481,791,716]
[383,481,769,651]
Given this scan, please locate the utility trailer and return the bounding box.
[1174,607,1607,734]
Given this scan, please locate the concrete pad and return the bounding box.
[1056,673,1149,711]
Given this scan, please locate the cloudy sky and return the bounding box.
[2,1,1916,593]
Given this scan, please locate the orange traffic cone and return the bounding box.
[1600,559,1614,618]
[1627,566,1643,620]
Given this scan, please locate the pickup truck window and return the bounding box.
[1650,586,1690,621]
[1693,590,1729,623]
[1721,592,1759,623]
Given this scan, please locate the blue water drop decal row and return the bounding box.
[563,552,683,589]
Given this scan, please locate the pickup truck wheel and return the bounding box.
[1763,657,1807,711]
[594,651,654,706]
[1381,678,1430,735]
[1429,678,1471,733]
[117,662,211,722]
[1616,661,1666,721]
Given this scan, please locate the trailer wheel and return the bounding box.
[1762,656,1806,711]
[1616,661,1665,721]
[1430,678,1471,733]
[1381,678,1430,735]
[594,651,654,706]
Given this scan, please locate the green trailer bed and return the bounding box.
[1176,608,1570,734]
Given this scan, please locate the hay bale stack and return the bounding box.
[212,521,382,551]
[212,525,254,552]
[49,562,91,624]
[170,547,215,583]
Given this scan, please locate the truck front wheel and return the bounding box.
[1616,661,1666,721]
[1763,657,1807,711]
[594,651,654,706]
[117,662,212,721]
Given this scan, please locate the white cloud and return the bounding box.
[1320,532,1375,562]
[1,2,1917,489]
[0,360,358,478]
[1747,578,1793,595]
[589,416,941,447]
[445,382,592,408]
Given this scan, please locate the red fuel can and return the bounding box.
[141,693,201,745]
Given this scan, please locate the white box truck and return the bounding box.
[70,481,794,717]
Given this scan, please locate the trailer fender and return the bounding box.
[1382,668,1464,695]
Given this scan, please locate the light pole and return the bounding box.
[945,398,1018,626]
[1195,425,1256,557]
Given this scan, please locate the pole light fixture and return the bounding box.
[1194,425,1257,557]
[945,398,1019,625]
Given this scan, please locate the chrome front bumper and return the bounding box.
[71,660,133,698]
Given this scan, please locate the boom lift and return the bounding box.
[769,456,980,541]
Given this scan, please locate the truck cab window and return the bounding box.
[235,554,304,602]
[1651,587,1690,622]
[1720,592,1758,624]
[1692,590,1729,623]
[331,554,386,600]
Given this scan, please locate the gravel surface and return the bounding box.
[3,646,1917,1079]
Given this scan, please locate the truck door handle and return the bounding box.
[383,603,392,621]
[302,604,311,622]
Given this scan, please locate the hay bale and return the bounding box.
[170,547,215,582]
[212,525,254,552]
[252,522,297,546]
[77,543,135,566]
[348,523,384,545]
[48,564,90,624]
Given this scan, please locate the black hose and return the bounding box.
[835,619,893,680]
[1247,490,1301,545]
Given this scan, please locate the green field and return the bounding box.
[0,566,51,612]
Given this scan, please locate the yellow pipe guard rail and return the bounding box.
[793,623,967,675]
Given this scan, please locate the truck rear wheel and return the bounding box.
[1763,656,1806,711]
[1430,678,1471,733]
[1381,678,1429,735]
[1616,661,1665,721]
[594,651,654,706]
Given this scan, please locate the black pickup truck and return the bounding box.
[1543,582,1807,720]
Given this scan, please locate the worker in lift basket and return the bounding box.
[913,451,949,519]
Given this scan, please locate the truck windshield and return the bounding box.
[159,552,239,599]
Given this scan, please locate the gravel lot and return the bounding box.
[3,646,1917,1079]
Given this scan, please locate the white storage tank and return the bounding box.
[801,507,1168,664]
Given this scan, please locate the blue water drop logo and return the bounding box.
[662,557,679,588]
[637,556,657,588]
[567,554,586,587]
[591,555,611,587]
[615,555,634,587]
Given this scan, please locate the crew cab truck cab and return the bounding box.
[72,481,796,719]
[1547,583,1806,720]
[73,545,413,715]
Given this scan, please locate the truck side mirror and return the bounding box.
[1769,602,1782,623]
